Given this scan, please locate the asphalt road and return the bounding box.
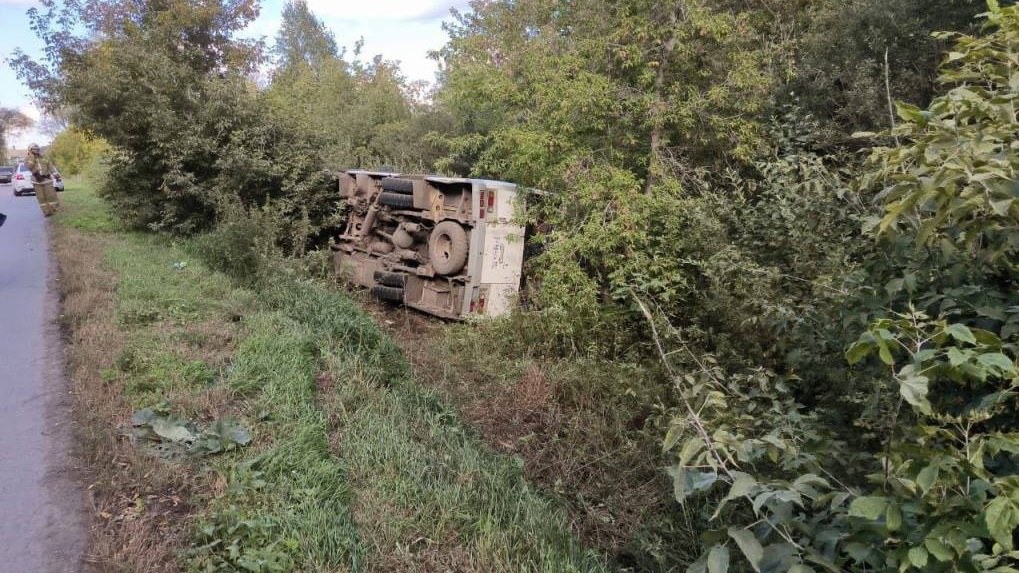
[0,186,91,573]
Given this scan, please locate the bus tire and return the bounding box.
[379,192,414,208]
[381,178,414,194]
[428,221,469,276]
[371,285,405,302]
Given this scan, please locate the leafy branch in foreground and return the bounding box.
[666,4,1019,572]
[664,310,1019,573]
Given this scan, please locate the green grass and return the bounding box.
[59,178,121,232]
[274,280,611,572]
[56,182,611,572]
[329,357,610,572]
[201,311,363,571]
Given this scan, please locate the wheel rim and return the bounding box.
[436,233,453,261]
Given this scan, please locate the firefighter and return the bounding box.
[25,143,59,217]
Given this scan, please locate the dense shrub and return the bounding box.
[670,9,1019,573]
[191,197,317,284]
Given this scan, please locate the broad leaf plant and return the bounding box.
[668,3,1019,572]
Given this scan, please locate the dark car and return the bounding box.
[0,166,13,184]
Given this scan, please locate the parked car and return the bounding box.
[12,163,63,196]
[0,166,13,184]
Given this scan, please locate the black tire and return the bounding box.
[428,220,469,276]
[371,285,405,303]
[381,178,414,194]
[379,192,414,209]
[373,270,407,287]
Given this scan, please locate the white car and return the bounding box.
[12,162,64,196]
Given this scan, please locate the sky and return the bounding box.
[0,0,471,148]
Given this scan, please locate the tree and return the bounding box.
[267,1,423,170]
[426,0,797,351]
[274,0,338,73]
[0,108,32,163]
[791,0,986,139]
[434,0,779,187]
[47,128,109,176]
[9,0,340,234]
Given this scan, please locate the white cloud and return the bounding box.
[304,0,467,22]
[250,0,472,83]
[332,18,450,82]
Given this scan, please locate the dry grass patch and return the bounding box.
[54,185,247,572]
[55,215,193,572]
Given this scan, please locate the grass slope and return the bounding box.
[54,181,608,573]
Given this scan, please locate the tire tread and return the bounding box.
[381,178,414,194]
[379,192,414,208]
[371,285,405,302]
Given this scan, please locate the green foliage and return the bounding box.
[845,315,1019,569]
[12,0,335,235]
[862,7,1019,273]
[668,313,1019,573]
[47,128,109,176]
[790,0,985,138]
[521,107,862,368]
[430,1,869,377]
[434,0,778,185]
[190,198,314,284]
[89,72,330,234]
[669,8,1019,572]
[189,503,298,573]
[265,52,437,171]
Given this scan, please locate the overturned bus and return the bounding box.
[333,170,526,319]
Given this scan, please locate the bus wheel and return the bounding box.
[371,285,404,302]
[428,221,468,276]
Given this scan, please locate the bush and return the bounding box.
[191,198,314,285]
[672,9,1019,572]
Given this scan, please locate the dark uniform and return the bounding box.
[25,144,58,216]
